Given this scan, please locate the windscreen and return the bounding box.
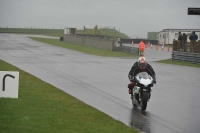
[138,72,149,79]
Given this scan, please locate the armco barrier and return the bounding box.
[172,51,200,63]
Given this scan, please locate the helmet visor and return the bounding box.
[139,62,146,69]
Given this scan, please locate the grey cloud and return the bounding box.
[0,0,200,37]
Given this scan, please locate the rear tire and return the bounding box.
[141,92,148,111]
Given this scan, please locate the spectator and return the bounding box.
[189,31,198,52]
[178,32,183,51]
[189,31,198,41]
[178,32,183,40]
[183,33,187,52]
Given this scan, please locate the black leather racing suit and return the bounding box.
[128,62,156,83]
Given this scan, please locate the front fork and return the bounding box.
[138,87,153,101]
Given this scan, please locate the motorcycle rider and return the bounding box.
[127,56,156,97]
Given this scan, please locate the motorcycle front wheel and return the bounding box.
[132,94,140,107]
[141,92,148,111]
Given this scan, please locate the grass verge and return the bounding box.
[156,59,200,68]
[30,37,139,58]
[0,28,64,37]
[0,59,138,133]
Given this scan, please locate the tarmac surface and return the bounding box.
[0,34,200,133]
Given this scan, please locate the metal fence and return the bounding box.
[121,39,158,45]
[172,51,200,63]
[173,40,200,53]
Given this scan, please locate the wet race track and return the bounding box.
[0,34,200,133]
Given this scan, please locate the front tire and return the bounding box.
[132,94,140,107]
[132,100,137,107]
[141,92,148,111]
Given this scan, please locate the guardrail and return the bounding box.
[172,51,200,63]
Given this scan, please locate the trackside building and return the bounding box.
[158,29,200,45]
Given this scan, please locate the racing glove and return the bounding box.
[128,75,135,82]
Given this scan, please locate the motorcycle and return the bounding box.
[131,72,154,111]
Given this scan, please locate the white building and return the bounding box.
[158,29,200,45]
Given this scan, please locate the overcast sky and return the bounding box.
[0,0,200,38]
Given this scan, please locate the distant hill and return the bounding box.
[77,28,130,39]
